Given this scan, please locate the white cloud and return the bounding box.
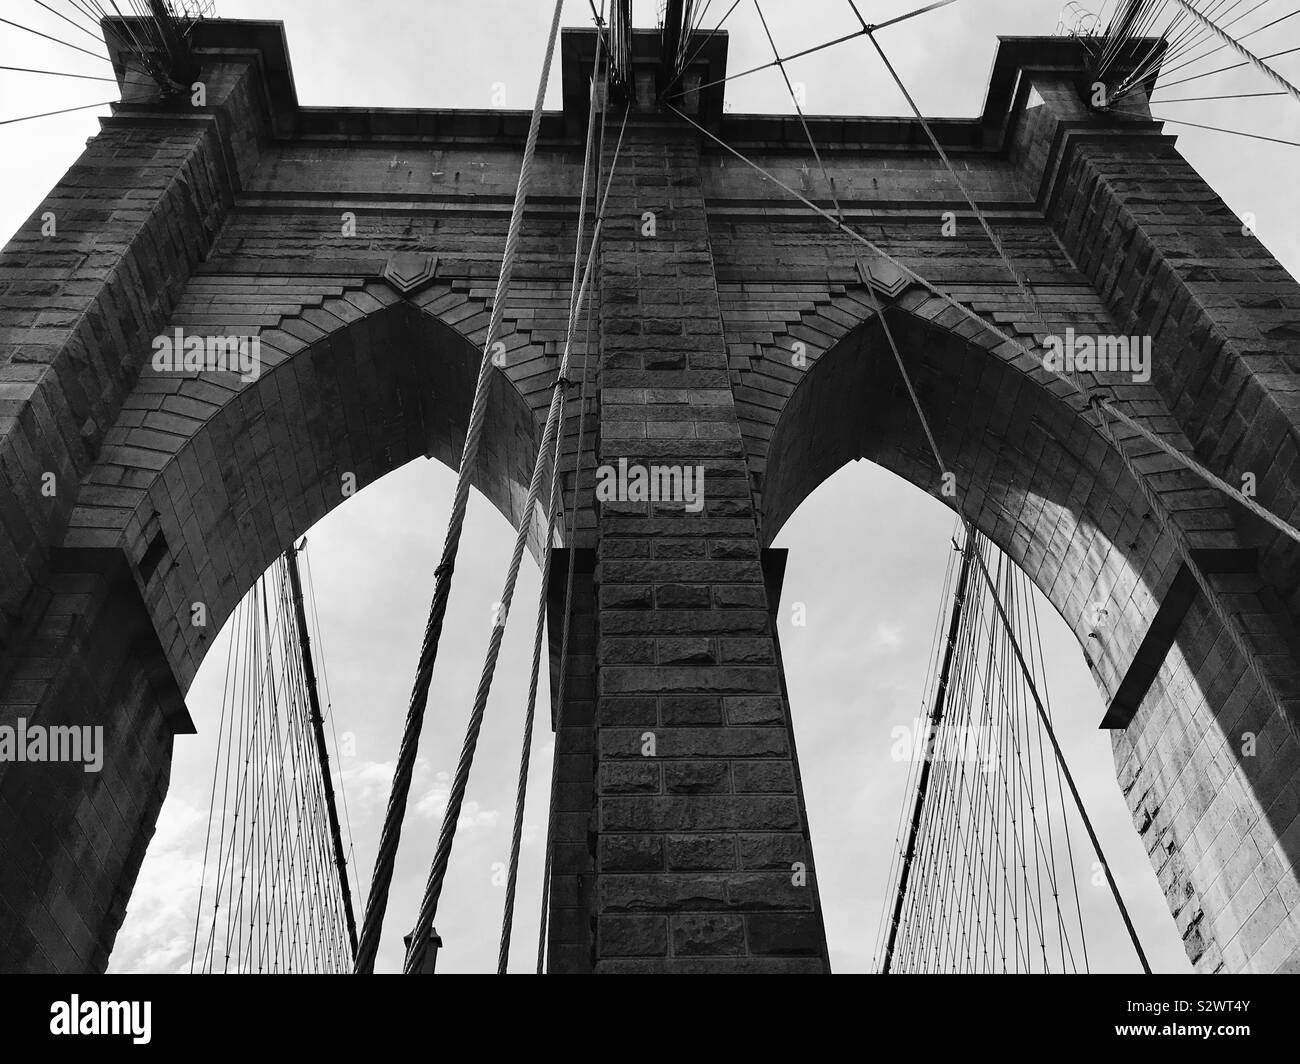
[870,622,905,653]
[109,799,207,975]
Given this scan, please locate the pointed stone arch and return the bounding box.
[4,17,1300,975]
[758,300,1300,972]
[0,271,559,971]
[61,277,552,691]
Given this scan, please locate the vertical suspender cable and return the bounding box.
[882,522,977,972]
[285,542,358,960]
[968,544,1152,974]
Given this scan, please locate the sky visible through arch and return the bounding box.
[4,0,1299,973]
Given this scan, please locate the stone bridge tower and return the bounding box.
[1,18,1299,974]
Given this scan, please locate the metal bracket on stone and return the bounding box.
[855,257,912,300]
[1099,548,1259,730]
[380,252,439,297]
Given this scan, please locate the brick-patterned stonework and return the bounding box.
[584,121,829,971]
[1,25,1298,972]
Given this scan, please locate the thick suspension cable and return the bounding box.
[498,10,611,974]
[1174,0,1300,103]
[403,103,632,975]
[352,0,567,975]
[535,109,615,975]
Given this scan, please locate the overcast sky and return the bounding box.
[4,0,1299,974]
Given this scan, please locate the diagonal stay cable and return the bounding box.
[664,97,1300,738]
[1151,42,1300,93]
[669,0,959,99]
[533,273,599,975]
[1123,108,1300,144]
[765,10,1045,961]
[32,0,105,44]
[854,0,962,34]
[672,93,1300,548]
[866,30,1054,353]
[536,26,617,977]
[0,99,116,124]
[498,363,570,976]
[754,0,842,217]
[351,0,567,976]
[1118,0,1210,90]
[404,102,633,975]
[0,14,112,60]
[1092,0,1143,80]
[666,101,1058,390]
[0,64,116,80]
[664,0,740,94]
[1149,89,1287,101]
[499,10,611,975]
[1174,0,1300,104]
[1138,3,1297,88]
[755,0,948,477]
[679,28,864,98]
[1094,394,1300,752]
[871,17,1300,547]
